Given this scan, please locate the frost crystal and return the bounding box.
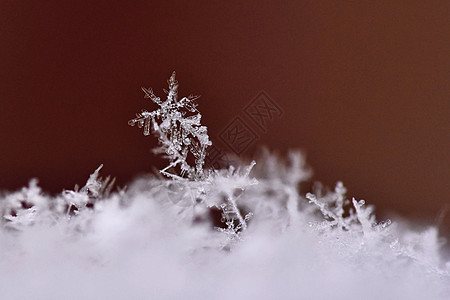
[128,72,212,180]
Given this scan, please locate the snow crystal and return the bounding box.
[129,72,211,180]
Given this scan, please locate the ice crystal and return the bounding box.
[1,179,47,229]
[58,164,115,217]
[128,72,212,180]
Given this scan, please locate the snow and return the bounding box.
[0,73,448,299]
[0,152,448,299]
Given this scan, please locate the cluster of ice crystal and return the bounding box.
[0,153,448,299]
[128,72,211,180]
[1,165,115,230]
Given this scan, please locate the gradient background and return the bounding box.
[1,1,449,235]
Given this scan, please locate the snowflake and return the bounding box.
[128,72,212,180]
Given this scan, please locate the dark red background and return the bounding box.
[1,1,449,233]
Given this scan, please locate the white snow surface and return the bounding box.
[0,150,449,300]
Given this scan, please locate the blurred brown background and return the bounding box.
[1,1,449,233]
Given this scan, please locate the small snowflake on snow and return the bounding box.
[129,72,212,180]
